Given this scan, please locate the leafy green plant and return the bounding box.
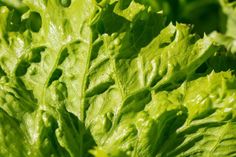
[0,0,236,157]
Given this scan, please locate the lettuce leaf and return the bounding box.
[0,0,236,157]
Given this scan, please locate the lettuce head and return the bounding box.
[0,0,236,157]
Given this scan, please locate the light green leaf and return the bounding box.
[0,1,235,157]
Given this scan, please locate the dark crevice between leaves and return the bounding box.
[6,9,22,32]
[58,47,69,65]
[90,40,104,61]
[27,12,42,32]
[0,77,38,117]
[158,30,177,48]
[59,109,96,157]
[158,121,226,156]
[47,68,63,87]
[14,78,38,109]
[228,0,236,3]
[149,76,162,88]
[178,3,223,36]
[15,60,31,77]
[85,80,115,98]
[154,75,187,92]
[116,88,151,124]
[30,46,47,63]
[15,46,46,77]
[6,9,42,33]
[188,48,236,82]
[92,3,130,36]
[167,135,204,157]
[158,0,225,36]
[5,7,41,34]
[116,10,165,59]
[91,2,165,59]
[153,107,188,156]
[0,66,7,77]
[34,106,96,157]
[155,82,179,92]
[195,62,208,74]
[40,112,69,157]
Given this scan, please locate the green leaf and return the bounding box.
[0,1,236,157]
